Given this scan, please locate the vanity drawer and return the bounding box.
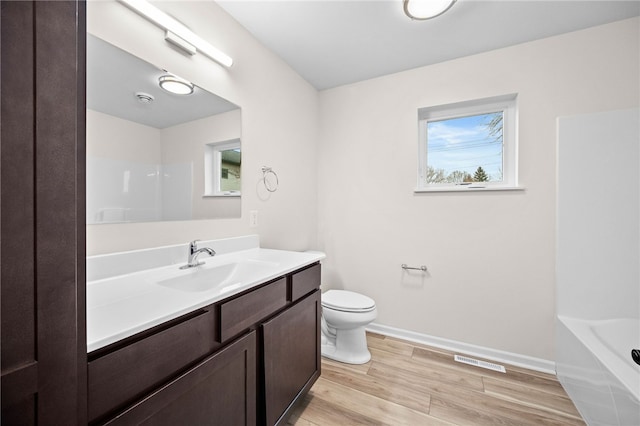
[88,308,218,423]
[219,277,287,342]
[290,263,321,302]
[104,331,257,426]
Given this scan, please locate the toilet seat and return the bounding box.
[322,290,376,313]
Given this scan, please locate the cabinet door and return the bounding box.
[1,2,86,424]
[105,331,257,426]
[262,290,321,426]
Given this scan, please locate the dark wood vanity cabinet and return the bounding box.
[104,331,257,426]
[262,290,321,426]
[88,308,221,422]
[88,262,321,426]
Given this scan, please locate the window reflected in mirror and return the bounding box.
[205,139,241,196]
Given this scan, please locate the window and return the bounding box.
[416,94,519,191]
[204,139,241,196]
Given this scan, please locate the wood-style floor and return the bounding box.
[288,333,585,425]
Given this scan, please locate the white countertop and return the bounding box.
[87,237,325,352]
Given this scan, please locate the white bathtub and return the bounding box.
[557,316,640,426]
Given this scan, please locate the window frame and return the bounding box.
[416,94,520,192]
[204,138,241,197]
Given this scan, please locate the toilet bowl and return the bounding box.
[321,290,377,364]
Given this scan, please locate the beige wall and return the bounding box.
[316,18,639,361]
[87,1,319,255]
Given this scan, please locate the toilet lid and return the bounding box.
[322,290,376,312]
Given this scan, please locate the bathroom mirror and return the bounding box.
[86,34,241,224]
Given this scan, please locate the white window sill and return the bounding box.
[203,192,241,198]
[414,186,525,193]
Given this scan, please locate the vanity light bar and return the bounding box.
[118,0,233,68]
[165,31,196,56]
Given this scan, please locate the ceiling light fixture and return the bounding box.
[158,74,194,95]
[403,0,457,20]
[118,0,233,68]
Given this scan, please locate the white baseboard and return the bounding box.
[366,322,556,375]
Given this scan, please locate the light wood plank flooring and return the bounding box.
[287,333,585,425]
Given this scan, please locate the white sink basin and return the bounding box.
[157,260,277,293]
[86,236,326,352]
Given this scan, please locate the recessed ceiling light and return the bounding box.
[403,0,457,20]
[158,74,194,95]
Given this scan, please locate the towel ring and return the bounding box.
[262,166,279,192]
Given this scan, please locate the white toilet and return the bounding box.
[321,290,377,364]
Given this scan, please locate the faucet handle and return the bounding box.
[189,239,200,252]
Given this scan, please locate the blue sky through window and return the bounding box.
[427,112,503,182]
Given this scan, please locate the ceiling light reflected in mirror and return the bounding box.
[158,74,195,95]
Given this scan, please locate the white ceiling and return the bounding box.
[218,0,640,90]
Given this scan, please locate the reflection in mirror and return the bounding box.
[86,34,241,224]
[204,139,241,196]
[220,148,241,192]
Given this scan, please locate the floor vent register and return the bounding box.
[454,354,506,373]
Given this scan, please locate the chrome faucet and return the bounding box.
[180,240,216,269]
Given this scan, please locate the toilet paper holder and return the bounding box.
[401,264,428,272]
